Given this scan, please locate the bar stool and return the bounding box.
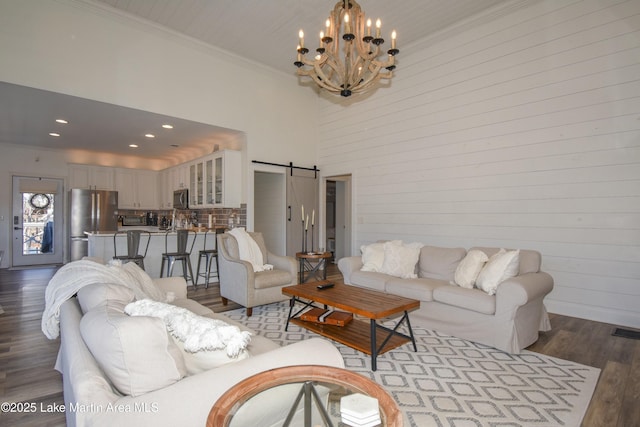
[195,229,222,288]
[160,229,197,284]
[113,230,151,270]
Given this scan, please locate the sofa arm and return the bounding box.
[267,252,298,282]
[495,271,554,314]
[86,338,344,427]
[337,256,363,284]
[153,277,188,299]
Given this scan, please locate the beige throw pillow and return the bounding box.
[476,249,520,295]
[80,302,186,396]
[360,243,385,272]
[453,250,489,288]
[380,241,422,279]
[171,336,250,375]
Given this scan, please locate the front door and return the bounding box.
[11,176,64,267]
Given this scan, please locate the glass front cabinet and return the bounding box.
[188,150,241,208]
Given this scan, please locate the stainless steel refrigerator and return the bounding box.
[68,189,118,261]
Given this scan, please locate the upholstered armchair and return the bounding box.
[217,231,297,316]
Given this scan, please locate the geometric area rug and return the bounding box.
[224,302,600,427]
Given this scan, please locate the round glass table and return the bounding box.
[207,365,403,427]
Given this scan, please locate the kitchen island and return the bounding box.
[86,227,225,281]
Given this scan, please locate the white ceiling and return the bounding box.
[1,0,516,164]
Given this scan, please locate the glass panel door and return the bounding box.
[205,159,214,205]
[11,176,64,266]
[215,156,222,204]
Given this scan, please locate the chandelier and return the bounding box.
[294,0,399,97]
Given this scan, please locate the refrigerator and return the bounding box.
[68,189,119,261]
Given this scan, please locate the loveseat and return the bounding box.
[51,261,344,427]
[338,243,554,353]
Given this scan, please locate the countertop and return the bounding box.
[85,226,227,237]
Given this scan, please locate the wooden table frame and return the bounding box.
[282,281,420,371]
[207,365,403,427]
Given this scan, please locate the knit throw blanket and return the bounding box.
[42,259,168,339]
[125,299,252,358]
[228,228,273,272]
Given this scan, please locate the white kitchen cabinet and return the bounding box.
[68,164,115,190]
[115,169,159,209]
[188,150,241,208]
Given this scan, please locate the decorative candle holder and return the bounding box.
[311,224,314,253]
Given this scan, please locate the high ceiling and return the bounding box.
[1,0,517,165]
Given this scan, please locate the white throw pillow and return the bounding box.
[476,249,520,295]
[171,336,250,375]
[360,243,385,272]
[80,301,186,397]
[380,241,422,279]
[453,250,489,288]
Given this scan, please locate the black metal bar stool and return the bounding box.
[195,229,222,288]
[113,230,151,270]
[160,229,197,284]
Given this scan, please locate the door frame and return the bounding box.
[11,175,65,267]
[322,174,352,260]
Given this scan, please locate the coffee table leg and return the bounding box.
[370,319,378,371]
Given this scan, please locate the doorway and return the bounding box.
[254,171,286,255]
[11,176,64,267]
[325,175,352,261]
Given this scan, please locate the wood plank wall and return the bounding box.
[317,0,640,328]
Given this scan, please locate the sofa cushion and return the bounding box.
[418,246,467,281]
[453,250,489,288]
[76,283,135,313]
[254,269,293,289]
[380,241,422,279]
[476,249,520,295]
[79,301,187,397]
[350,270,390,292]
[171,298,215,316]
[432,286,496,315]
[385,277,446,302]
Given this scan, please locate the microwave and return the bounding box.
[173,189,189,209]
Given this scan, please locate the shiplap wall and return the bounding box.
[317,0,640,328]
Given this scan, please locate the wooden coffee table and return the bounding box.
[282,280,420,371]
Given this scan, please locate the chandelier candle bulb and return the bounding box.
[367,18,372,36]
[298,30,304,48]
[344,13,350,34]
[376,19,381,37]
[392,30,397,49]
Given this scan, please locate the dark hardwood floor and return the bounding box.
[0,265,638,426]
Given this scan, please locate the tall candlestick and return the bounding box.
[312,209,315,226]
[305,214,309,231]
[301,204,304,221]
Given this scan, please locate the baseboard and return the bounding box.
[545,299,640,329]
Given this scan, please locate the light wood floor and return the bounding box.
[0,265,638,426]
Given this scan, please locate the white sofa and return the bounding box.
[55,274,344,427]
[338,245,554,353]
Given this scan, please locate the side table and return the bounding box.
[207,365,403,427]
[296,252,332,283]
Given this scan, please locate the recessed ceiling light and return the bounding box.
[49,132,60,137]
[55,119,68,124]
[145,133,155,138]
[129,144,138,148]
[162,124,173,129]
[170,144,179,147]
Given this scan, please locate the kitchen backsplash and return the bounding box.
[118,204,247,228]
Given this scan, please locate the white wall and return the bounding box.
[318,0,640,328]
[0,0,319,267]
